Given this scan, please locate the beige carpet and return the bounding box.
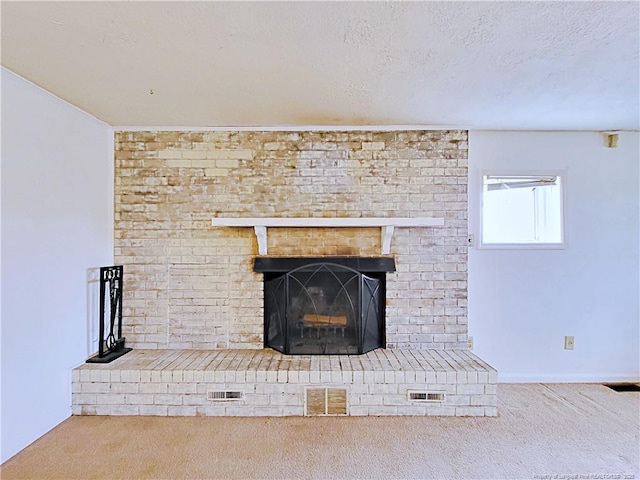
[2,384,639,480]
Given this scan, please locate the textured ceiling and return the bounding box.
[1,1,638,129]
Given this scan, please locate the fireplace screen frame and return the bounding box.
[255,257,395,355]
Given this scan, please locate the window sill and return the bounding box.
[478,242,567,250]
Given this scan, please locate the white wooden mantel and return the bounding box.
[211,217,445,255]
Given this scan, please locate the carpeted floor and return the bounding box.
[2,383,639,480]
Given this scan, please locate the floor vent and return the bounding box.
[407,390,446,402]
[207,391,244,401]
[604,383,640,393]
[305,388,348,415]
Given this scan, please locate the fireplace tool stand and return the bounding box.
[87,265,132,363]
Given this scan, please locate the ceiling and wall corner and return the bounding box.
[1,1,638,130]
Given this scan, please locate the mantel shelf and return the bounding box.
[211,217,444,255]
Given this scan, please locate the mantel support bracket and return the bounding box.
[381,226,395,255]
[254,226,268,256]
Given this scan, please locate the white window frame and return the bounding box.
[478,170,568,250]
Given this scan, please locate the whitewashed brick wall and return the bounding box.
[114,130,469,350]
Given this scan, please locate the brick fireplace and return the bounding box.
[72,130,497,417]
[114,130,469,351]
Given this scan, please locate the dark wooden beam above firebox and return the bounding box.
[253,256,396,273]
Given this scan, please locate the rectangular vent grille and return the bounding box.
[604,383,640,392]
[305,388,348,415]
[306,388,326,416]
[327,388,348,415]
[207,391,243,401]
[407,391,445,402]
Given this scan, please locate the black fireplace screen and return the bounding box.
[263,263,385,355]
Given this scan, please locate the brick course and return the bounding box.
[114,130,468,350]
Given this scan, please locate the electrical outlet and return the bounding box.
[467,336,474,350]
[564,336,574,350]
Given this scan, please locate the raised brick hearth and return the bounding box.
[73,349,497,417]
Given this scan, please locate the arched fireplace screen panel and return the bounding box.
[264,262,384,355]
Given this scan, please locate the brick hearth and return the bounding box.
[73,349,497,417]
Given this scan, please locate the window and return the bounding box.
[481,173,565,247]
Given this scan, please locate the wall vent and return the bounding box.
[407,390,445,402]
[305,388,348,415]
[207,391,244,401]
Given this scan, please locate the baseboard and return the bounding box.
[498,373,640,383]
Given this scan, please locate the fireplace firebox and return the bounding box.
[254,257,395,355]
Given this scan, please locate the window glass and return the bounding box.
[481,174,564,245]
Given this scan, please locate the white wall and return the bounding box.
[469,131,640,382]
[1,68,113,462]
